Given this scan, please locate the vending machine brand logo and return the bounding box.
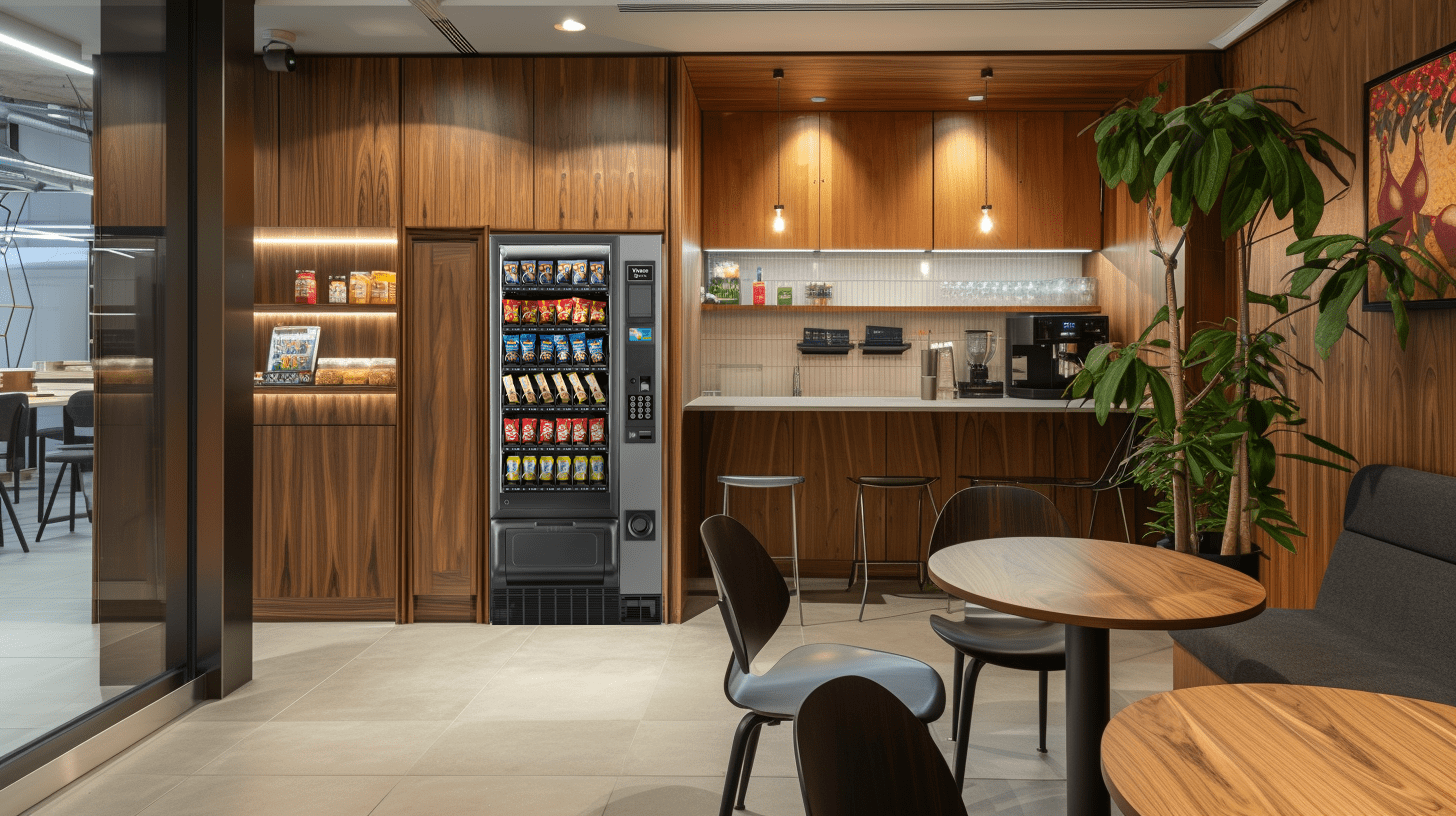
[627,263,654,281]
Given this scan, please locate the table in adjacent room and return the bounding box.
[1103,684,1456,816]
[927,536,1266,816]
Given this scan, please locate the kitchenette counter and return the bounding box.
[685,395,1098,412]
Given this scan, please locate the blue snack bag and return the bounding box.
[520,333,537,363]
[537,335,553,363]
[570,332,588,364]
[555,262,572,285]
[504,334,520,363]
[553,334,570,364]
[586,336,604,364]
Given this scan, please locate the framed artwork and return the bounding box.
[261,325,320,385]
[1364,38,1456,310]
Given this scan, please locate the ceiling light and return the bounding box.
[555,19,586,31]
[47,113,66,119]
[810,96,826,103]
[966,94,985,102]
[0,31,92,76]
[772,69,786,235]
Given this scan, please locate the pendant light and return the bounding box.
[979,67,994,234]
[772,68,786,233]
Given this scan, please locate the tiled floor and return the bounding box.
[23,585,1168,816]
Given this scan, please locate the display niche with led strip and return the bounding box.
[252,227,399,394]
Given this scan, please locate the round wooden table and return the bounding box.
[927,536,1266,816]
[1103,684,1456,816]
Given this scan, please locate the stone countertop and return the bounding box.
[684,395,1098,412]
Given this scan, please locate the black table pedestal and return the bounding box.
[1065,624,1110,816]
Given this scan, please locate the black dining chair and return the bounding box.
[36,390,93,516]
[37,392,95,541]
[795,675,968,816]
[0,393,29,552]
[700,514,945,816]
[925,485,1072,786]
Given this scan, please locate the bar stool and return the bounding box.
[845,476,939,622]
[718,475,805,625]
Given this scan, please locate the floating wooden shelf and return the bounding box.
[702,304,1101,313]
[254,386,398,394]
[254,304,398,313]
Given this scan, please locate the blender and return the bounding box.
[959,329,1004,398]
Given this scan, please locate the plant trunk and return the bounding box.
[1159,230,1193,554]
[1221,448,1243,556]
[1222,225,1255,556]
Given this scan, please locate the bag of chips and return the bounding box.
[571,297,590,325]
[539,416,556,444]
[537,261,554,284]
[572,260,589,286]
[571,417,587,444]
[557,299,574,325]
[553,335,570,364]
[539,300,557,325]
[570,333,588,364]
[555,417,572,446]
[503,300,520,324]
[586,336,604,364]
[556,262,572,285]
[589,417,605,444]
[503,261,520,285]
[520,260,537,284]
[520,417,537,444]
[504,334,520,363]
[588,301,606,325]
[520,333,537,363]
[503,417,519,443]
[588,261,605,285]
[520,301,539,324]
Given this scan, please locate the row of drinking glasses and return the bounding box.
[938,278,1097,307]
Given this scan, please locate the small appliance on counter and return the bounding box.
[1005,314,1109,399]
[958,329,1003,398]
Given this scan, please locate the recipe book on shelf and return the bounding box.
[260,325,320,385]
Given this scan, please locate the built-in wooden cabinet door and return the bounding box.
[534,57,667,231]
[1016,112,1065,249]
[793,411,887,563]
[277,57,399,227]
[933,112,1019,249]
[1062,111,1104,250]
[253,425,398,620]
[883,412,957,564]
[93,54,165,229]
[702,111,820,250]
[402,58,534,230]
[700,411,796,559]
[407,237,484,622]
[821,112,934,250]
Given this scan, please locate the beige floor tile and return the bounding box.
[271,657,502,722]
[369,775,615,816]
[250,623,392,662]
[624,720,796,779]
[1110,647,1175,692]
[409,720,638,776]
[352,623,534,663]
[930,717,1067,782]
[606,775,804,816]
[457,660,664,721]
[23,774,185,816]
[642,657,745,722]
[132,775,398,816]
[103,722,261,776]
[180,676,321,723]
[504,626,678,669]
[195,721,448,776]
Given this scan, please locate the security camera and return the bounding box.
[261,29,297,73]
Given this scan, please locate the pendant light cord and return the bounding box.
[982,74,989,207]
[775,71,783,207]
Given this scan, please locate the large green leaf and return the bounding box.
[1195,129,1233,215]
[1093,351,1135,424]
[1250,436,1277,487]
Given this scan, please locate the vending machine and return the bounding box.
[487,234,663,625]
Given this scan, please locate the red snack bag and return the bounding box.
[520,300,539,324]
[503,299,520,324]
[558,299,574,325]
[588,300,606,325]
[539,299,556,324]
[520,417,537,444]
[556,417,572,445]
[571,417,588,444]
[571,297,590,325]
[589,417,605,444]
[539,417,555,444]
[503,417,519,444]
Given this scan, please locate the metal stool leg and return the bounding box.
[1115,487,1132,543]
[845,487,862,592]
[949,650,964,741]
[1037,670,1049,753]
[857,485,870,622]
[790,483,802,626]
[1085,489,1101,538]
[722,483,729,515]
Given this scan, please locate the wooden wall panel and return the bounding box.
[821,112,934,250]
[1062,111,1104,250]
[1016,112,1066,249]
[1224,0,1456,608]
[93,54,166,228]
[255,63,280,228]
[793,411,887,562]
[933,112,1019,250]
[277,57,399,227]
[700,411,796,558]
[534,57,667,231]
[253,425,397,602]
[702,111,821,249]
[407,239,483,620]
[402,58,534,229]
[253,393,397,426]
[883,412,956,563]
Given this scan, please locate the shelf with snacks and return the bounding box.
[254,303,398,314]
[501,364,610,375]
[503,284,609,297]
[502,444,610,455]
[254,385,397,395]
[502,259,609,292]
[502,483,609,493]
[501,403,607,414]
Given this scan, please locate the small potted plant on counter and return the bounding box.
[1070,86,1450,566]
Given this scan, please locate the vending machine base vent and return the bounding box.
[620,595,662,625]
[491,586,621,625]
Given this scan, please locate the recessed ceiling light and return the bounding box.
[0,32,92,75]
[47,113,66,119]
[554,19,585,31]
[967,94,985,102]
[810,96,826,103]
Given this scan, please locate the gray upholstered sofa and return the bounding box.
[1170,465,1456,707]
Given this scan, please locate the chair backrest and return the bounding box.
[700,514,789,675]
[64,390,94,442]
[795,675,968,816]
[0,393,26,468]
[925,485,1072,560]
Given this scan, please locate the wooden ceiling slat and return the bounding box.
[683,53,1183,111]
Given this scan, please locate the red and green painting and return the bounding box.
[1366,40,1456,309]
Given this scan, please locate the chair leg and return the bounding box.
[36,438,45,516]
[1086,489,1101,538]
[720,712,771,816]
[10,465,17,502]
[0,485,26,553]
[857,486,870,622]
[734,719,768,810]
[722,483,729,516]
[789,483,802,626]
[953,658,987,788]
[1115,487,1133,544]
[1038,670,1049,754]
[70,464,79,532]
[37,462,68,542]
[845,486,862,592]
[949,650,964,741]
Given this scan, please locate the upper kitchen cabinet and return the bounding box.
[932,112,1019,250]
[402,58,534,230]
[276,58,400,227]
[820,112,934,250]
[702,111,821,250]
[534,57,668,232]
[1015,112,1102,250]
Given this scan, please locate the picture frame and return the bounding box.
[261,325,321,385]
[1363,38,1456,311]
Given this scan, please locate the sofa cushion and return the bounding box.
[1171,610,1456,707]
[1343,465,1456,565]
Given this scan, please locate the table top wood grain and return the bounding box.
[927,537,1266,630]
[1102,684,1456,816]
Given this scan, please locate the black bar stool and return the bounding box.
[718,474,805,625]
[37,444,93,541]
[845,475,939,621]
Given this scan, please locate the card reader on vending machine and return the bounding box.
[624,262,656,444]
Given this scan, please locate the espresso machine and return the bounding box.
[958,329,1003,398]
[1005,314,1110,399]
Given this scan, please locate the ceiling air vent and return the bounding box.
[408,0,478,53]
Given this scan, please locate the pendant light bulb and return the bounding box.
[773,205,786,233]
[772,68,785,235]
[978,67,994,236]
[980,204,994,234]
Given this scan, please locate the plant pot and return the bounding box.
[1155,533,1261,582]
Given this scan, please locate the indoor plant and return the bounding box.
[1069,87,1449,558]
